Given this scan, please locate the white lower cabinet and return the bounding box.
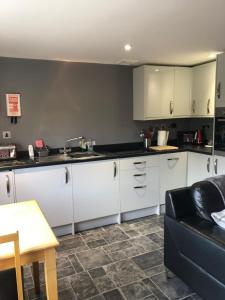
[0,171,15,205]
[72,160,119,222]
[14,164,73,228]
[187,152,213,186]
[120,156,160,213]
[160,152,187,204]
[213,155,225,175]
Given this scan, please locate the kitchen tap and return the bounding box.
[63,136,85,155]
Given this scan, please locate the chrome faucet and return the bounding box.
[63,136,85,155]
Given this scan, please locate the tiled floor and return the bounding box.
[23,215,202,300]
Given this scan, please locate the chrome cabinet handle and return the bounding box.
[214,158,218,175]
[65,167,69,184]
[133,161,146,165]
[192,100,196,114]
[169,100,174,115]
[167,157,179,161]
[217,82,221,100]
[133,173,146,177]
[113,162,117,178]
[133,185,147,189]
[207,158,210,173]
[207,98,210,114]
[5,175,10,195]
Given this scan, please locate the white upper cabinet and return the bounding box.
[133,66,192,120]
[192,61,216,116]
[215,53,225,108]
[133,62,216,120]
[133,66,174,120]
[173,67,192,117]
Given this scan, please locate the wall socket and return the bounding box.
[2,131,11,139]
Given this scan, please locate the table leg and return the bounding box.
[32,262,40,294]
[44,248,58,300]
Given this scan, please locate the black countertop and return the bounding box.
[0,143,213,172]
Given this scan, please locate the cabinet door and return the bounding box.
[192,62,216,116]
[14,165,73,227]
[173,67,192,117]
[145,66,174,119]
[187,153,213,186]
[160,152,187,204]
[73,160,119,222]
[0,171,15,205]
[213,155,225,175]
[216,53,225,108]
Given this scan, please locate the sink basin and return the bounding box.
[67,152,104,160]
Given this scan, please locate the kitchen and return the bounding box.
[1,1,225,299]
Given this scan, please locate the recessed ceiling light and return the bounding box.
[124,44,132,51]
[154,68,159,72]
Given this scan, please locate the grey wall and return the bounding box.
[0,57,213,150]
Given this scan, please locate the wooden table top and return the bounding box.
[0,200,59,259]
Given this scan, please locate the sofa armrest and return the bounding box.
[166,187,196,219]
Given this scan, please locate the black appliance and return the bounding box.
[214,107,225,156]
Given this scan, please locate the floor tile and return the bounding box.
[87,239,108,249]
[124,229,140,237]
[57,256,73,269]
[57,276,71,291]
[76,249,112,270]
[58,288,77,300]
[146,233,164,247]
[103,288,125,300]
[93,275,116,293]
[71,272,99,299]
[151,272,193,300]
[121,281,152,300]
[104,259,146,286]
[142,278,169,300]
[89,267,106,279]
[103,240,132,253]
[108,250,127,262]
[133,250,163,270]
[68,254,84,273]
[144,264,165,277]
[57,236,86,252]
[102,227,129,243]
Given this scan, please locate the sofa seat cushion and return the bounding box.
[166,215,225,285]
[191,181,225,223]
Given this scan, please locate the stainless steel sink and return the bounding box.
[67,152,105,160]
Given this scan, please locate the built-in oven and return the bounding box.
[214,108,225,156]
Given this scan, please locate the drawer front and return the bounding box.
[120,170,150,212]
[119,156,148,171]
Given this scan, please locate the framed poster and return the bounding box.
[6,94,21,117]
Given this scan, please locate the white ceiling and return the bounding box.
[0,0,225,66]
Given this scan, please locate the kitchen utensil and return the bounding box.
[194,129,203,144]
[157,130,169,146]
[0,144,16,160]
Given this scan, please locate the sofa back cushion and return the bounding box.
[191,181,225,222]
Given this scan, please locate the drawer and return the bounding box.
[119,156,160,171]
[120,183,150,213]
[120,170,148,186]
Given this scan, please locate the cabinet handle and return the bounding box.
[192,100,196,114]
[133,173,146,177]
[169,101,174,115]
[133,185,147,189]
[207,98,210,114]
[217,82,221,100]
[133,161,146,165]
[5,175,10,195]
[65,167,69,184]
[207,157,210,173]
[167,157,179,161]
[214,158,218,175]
[113,162,117,178]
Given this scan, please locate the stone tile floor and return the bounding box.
[23,215,202,300]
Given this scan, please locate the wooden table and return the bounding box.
[0,200,59,300]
